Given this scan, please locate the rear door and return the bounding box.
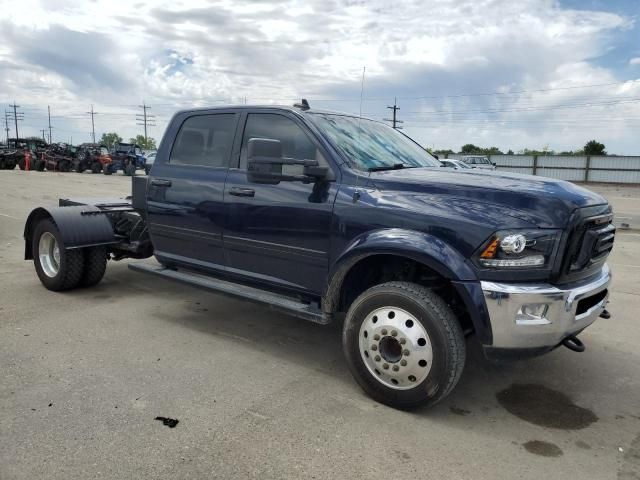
[223,110,339,295]
[147,110,240,272]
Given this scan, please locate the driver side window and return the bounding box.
[239,113,328,173]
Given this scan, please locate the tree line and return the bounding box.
[433,140,607,156]
[100,133,157,151]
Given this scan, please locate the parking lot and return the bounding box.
[1,170,639,479]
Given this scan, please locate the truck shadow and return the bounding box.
[105,263,617,422]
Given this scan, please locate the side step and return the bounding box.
[128,262,330,325]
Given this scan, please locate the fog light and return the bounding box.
[516,303,550,325]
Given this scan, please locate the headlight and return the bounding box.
[475,229,561,269]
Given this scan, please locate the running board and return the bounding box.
[128,262,330,325]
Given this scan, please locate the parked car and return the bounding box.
[461,155,496,170]
[144,151,156,175]
[73,143,111,173]
[104,143,146,175]
[22,103,615,409]
[440,159,471,170]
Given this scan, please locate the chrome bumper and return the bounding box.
[481,264,611,349]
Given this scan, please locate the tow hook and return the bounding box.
[600,309,611,319]
[562,335,586,353]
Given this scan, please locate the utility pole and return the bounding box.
[136,102,156,147]
[48,105,53,143]
[384,97,403,130]
[40,129,47,142]
[86,104,96,143]
[8,102,24,138]
[3,110,10,143]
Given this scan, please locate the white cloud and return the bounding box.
[0,0,638,153]
[630,57,640,66]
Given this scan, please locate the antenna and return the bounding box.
[293,99,310,111]
[353,66,367,203]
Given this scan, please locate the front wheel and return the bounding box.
[103,165,112,175]
[124,163,136,176]
[342,281,466,409]
[90,162,102,174]
[32,219,84,291]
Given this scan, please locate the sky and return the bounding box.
[0,0,639,154]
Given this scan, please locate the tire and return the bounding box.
[76,162,86,173]
[91,162,102,174]
[58,160,70,172]
[342,281,465,409]
[18,158,26,170]
[79,246,108,287]
[32,219,84,291]
[145,165,151,175]
[34,160,45,172]
[103,165,112,175]
[125,163,136,176]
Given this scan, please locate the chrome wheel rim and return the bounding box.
[359,306,433,390]
[38,232,60,278]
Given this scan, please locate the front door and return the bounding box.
[223,111,339,295]
[147,110,240,272]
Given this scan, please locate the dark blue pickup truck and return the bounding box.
[23,102,615,408]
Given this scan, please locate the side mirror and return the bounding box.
[247,138,326,184]
[247,138,284,185]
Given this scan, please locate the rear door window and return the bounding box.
[170,114,237,168]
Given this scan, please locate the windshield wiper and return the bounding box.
[368,163,413,172]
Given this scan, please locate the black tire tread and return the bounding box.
[80,246,108,287]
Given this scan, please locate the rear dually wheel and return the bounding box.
[32,219,84,291]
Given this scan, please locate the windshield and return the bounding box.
[310,113,440,171]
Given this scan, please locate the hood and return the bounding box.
[369,167,608,228]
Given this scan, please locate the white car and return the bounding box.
[144,151,157,175]
[461,155,496,170]
[440,159,472,170]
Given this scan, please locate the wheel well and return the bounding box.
[336,254,473,334]
[24,208,53,260]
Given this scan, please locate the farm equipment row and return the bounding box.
[0,139,149,175]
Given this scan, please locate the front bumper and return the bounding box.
[480,264,611,352]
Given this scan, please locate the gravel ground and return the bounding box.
[1,169,639,480]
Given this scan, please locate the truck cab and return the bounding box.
[22,103,615,409]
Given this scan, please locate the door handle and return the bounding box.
[151,179,172,187]
[229,187,255,197]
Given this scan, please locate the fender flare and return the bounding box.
[23,205,117,260]
[323,228,493,344]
